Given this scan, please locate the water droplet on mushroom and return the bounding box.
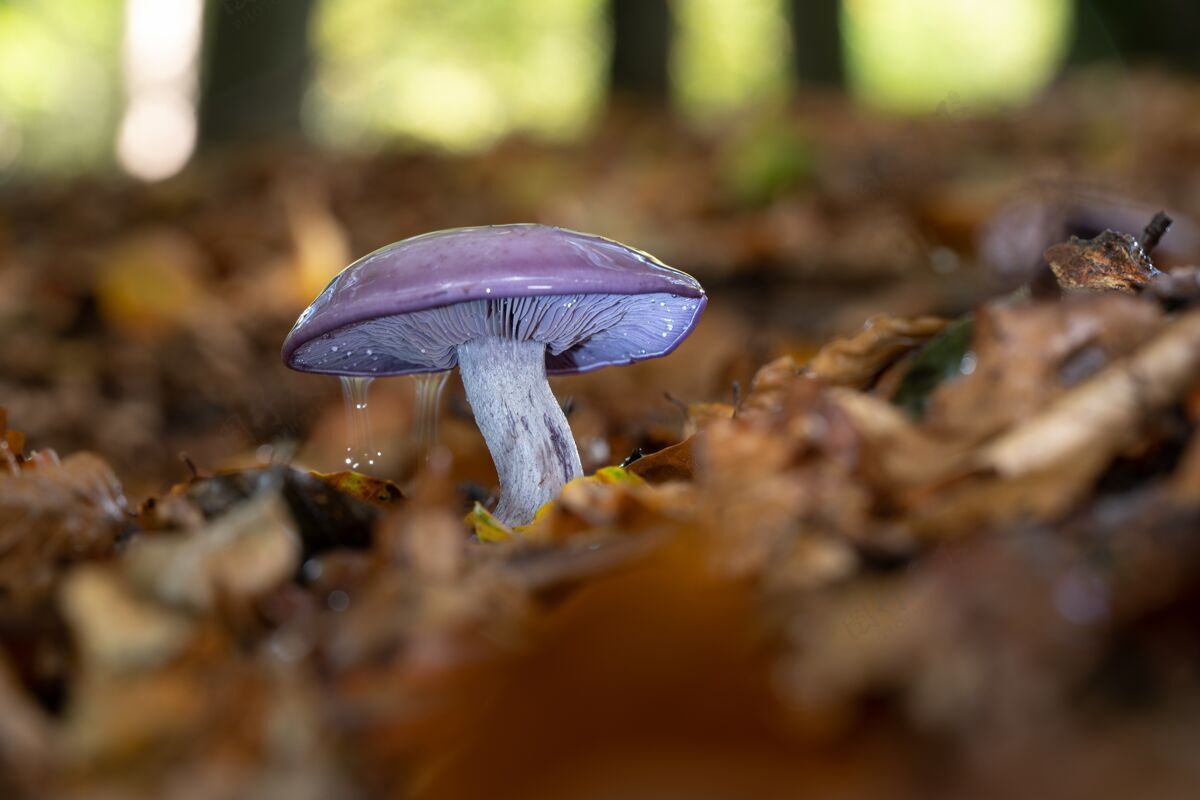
[339,376,379,473]
[331,345,339,352]
[412,370,451,466]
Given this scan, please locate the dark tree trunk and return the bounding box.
[608,0,672,99]
[198,0,317,149]
[1068,0,1200,74]
[788,0,843,87]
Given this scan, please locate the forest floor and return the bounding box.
[3,72,1200,798]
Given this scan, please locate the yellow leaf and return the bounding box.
[467,502,514,543]
[312,470,404,508]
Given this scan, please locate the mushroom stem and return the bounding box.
[457,336,583,526]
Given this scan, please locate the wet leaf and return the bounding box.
[1044,229,1161,292]
[891,315,974,419]
[312,470,404,509]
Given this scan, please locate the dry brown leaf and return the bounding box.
[738,355,803,418]
[980,310,1200,478]
[925,295,1163,445]
[1044,230,1161,292]
[808,315,949,389]
[681,402,734,438]
[60,566,195,672]
[123,492,301,612]
[0,452,128,607]
[626,436,697,483]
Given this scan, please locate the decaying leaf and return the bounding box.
[737,355,803,418]
[0,451,128,607]
[60,566,195,672]
[808,315,949,390]
[980,310,1200,478]
[626,436,697,483]
[922,295,1162,444]
[313,470,404,509]
[151,466,380,555]
[1044,229,1161,292]
[681,402,734,438]
[123,492,301,612]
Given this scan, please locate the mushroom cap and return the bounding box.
[282,224,707,376]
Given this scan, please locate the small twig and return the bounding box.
[180,452,199,480]
[1140,211,1173,254]
[662,392,688,420]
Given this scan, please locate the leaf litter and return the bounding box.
[8,85,1200,796]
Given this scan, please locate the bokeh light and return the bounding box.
[307,0,609,151]
[0,0,121,175]
[116,0,203,181]
[842,0,1074,113]
[673,0,793,118]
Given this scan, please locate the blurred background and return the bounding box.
[2,0,1200,495]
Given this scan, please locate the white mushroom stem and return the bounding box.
[457,337,583,526]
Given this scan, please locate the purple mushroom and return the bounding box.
[283,224,706,525]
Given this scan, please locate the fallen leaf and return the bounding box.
[123,492,301,612]
[60,566,194,672]
[313,470,404,509]
[0,452,128,608]
[980,310,1200,478]
[809,315,949,390]
[626,436,697,483]
[1044,229,1161,292]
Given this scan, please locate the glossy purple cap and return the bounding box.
[282,224,707,377]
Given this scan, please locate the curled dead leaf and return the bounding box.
[808,315,949,390]
[626,436,697,483]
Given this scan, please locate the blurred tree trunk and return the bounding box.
[198,0,317,149]
[608,0,672,99]
[1068,0,1200,74]
[788,0,843,86]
